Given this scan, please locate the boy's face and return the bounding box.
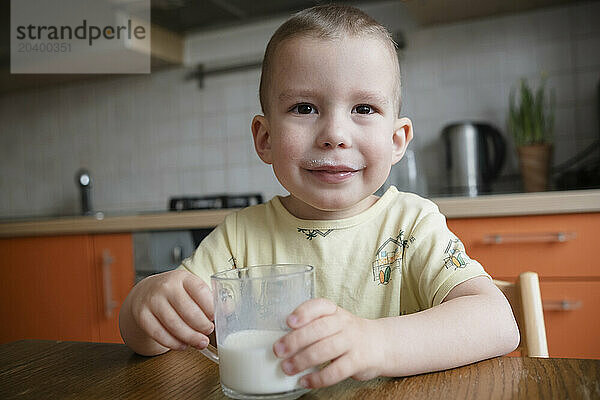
[252,35,412,219]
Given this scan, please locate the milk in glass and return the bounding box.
[219,329,308,394]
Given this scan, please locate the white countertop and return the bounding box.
[431,189,600,218]
[1,189,599,237]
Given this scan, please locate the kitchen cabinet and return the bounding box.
[448,213,600,359]
[1,24,183,94]
[93,234,136,342]
[540,281,600,359]
[0,233,134,344]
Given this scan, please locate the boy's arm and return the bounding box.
[274,276,519,388]
[376,275,519,377]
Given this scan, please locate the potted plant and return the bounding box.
[508,77,555,192]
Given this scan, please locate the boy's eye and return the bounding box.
[291,103,318,114]
[353,104,374,114]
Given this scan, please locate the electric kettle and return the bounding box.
[442,122,506,196]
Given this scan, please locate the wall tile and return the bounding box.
[179,169,205,196]
[201,86,225,115]
[244,80,261,111]
[574,104,598,140]
[411,88,442,120]
[553,136,578,166]
[553,106,576,140]
[438,86,471,120]
[469,18,508,52]
[225,137,252,167]
[575,35,600,69]
[440,51,473,86]
[177,143,203,171]
[203,168,227,194]
[572,2,600,38]
[223,82,250,112]
[537,40,573,74]
[156,143,180,172]
[405,53,441,90]
[546,73,577,106]
[179,117,202,144]
[575,70,600,104]
[200,142,228,168]
[201,114,226,144]
[470,50,508,85]
[535,6,573,44]
[504,48,541,80]
[247,165,287,201]
[226,165,251,193]
[469,83,510,115]
[117,173,138,207]
[504,13,537,49]
[226,112,252,140]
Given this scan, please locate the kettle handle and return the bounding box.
[482,124,506,181]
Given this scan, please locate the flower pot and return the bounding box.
[517,143,553,192]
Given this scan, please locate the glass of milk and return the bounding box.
[200,264,315,400]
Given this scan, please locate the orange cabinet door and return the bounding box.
[92,233,135,343]
[0,235,98,343]
[447,213,599,279]
[0,234,134,344]
[541,281,600,359]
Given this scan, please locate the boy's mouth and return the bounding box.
[304,159,365,170]
[303,160,365,183]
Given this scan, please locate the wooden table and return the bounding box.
[1,340,599,399]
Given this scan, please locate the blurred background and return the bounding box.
[1,0,599,218]
[2,0,599,359]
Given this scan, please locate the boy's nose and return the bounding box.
[316,115,352,149]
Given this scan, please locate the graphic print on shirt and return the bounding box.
[228,256,237,268]
[297,228,334,240]
[372,230,415,285]
[443,238,471,270]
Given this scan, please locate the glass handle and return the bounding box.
[199,343,219,364]
[482,231,576,244]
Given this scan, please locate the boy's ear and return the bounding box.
[251,115,272,165]
[391,117,413,165]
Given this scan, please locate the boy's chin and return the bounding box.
[287,191,377,219]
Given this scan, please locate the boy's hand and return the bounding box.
[124,269,215,353]
[273,298,384,389]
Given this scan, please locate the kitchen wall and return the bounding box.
[401,1,600,192]
[0,1,598,218]
[0,68,273,217]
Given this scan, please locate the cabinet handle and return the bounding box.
[172,245,183,265]
[102,250,118,318]
[482,231,576,244]
[542,299,583,311]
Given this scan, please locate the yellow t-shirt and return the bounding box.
[180,186,490,319]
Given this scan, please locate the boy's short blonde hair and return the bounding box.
[259,4,401,116]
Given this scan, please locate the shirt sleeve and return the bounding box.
[178,213,237,285]
[405,211,491,309]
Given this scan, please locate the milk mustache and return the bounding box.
[219,329,309,394]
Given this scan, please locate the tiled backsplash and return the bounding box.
[401,2,600,191]
[0,68,280,218]
[0,2,598,218]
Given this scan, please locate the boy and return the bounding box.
[120,4,519,389]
